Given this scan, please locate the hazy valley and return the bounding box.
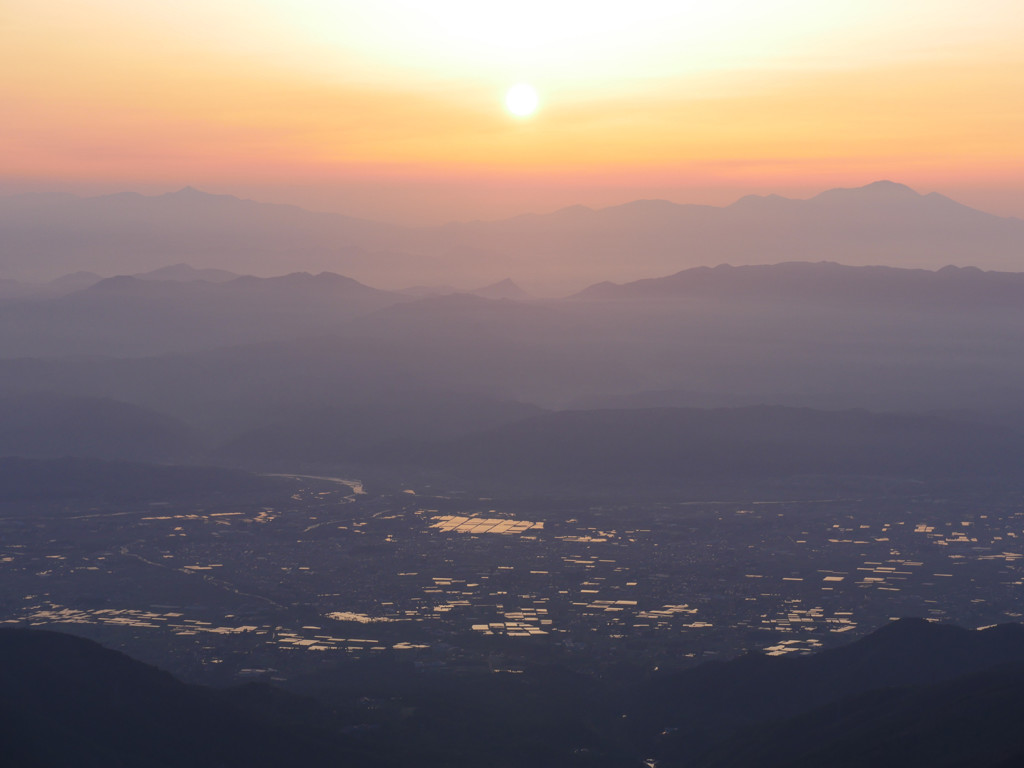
[3,182,1024,767]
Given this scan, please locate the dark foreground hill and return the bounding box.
[0,628,635,768]
[631,618,1024,766]
[695,663,1024,768]
[0,628,382,768]
[6,620,1024,768]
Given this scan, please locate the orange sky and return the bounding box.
[3,1,1023,223]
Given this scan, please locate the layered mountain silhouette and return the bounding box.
[0,271,410,356]
[4,181,1022,287]
[0,260,1022,468]
[0,261,1022,477]
[457,180,1023,285]
[471,278,532,300]
[133,262,240,282]
[0,187,405,283]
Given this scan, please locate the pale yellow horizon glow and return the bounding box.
[2,0,1024,222]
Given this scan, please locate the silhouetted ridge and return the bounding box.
[0,270,409,356]
[471,277,531,300]
[633,619,1024,766]
[6,180,1023,286]
[574,261,1024,303]
[133,262,239,282]
[0,628,381,768]
[695,663,1024,768]
[812,179,918,199]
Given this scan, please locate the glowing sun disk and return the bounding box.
[506,83,539,117]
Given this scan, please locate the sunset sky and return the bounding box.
[3,1,1023,223]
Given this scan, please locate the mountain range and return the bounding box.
[576,260,1024,305]
[3,181,1022,289]
[0,258,1024,480]
[0,270,409,356]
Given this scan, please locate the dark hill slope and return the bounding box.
[0,628,381,768]
[695,662,1024,768]
[0,629,636,768]
[633,619,1024,766]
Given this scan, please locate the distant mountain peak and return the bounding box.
[610,198,681,213]
[86,274,142,291]
[728,182,923,211]
[571,260,1024,302]
[729,192,794,209]
[471,278,531,300]
[812,179,922,202]
[552,203,595,217]
[134,263,240,283]
[864,179,918,193]
[161,186,245,205]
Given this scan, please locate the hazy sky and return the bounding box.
[3,1,1023,223]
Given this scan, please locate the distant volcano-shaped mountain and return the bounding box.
[470,278,532,300]
[424,180,1024,286]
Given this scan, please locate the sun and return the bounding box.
[505,83,539,117]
